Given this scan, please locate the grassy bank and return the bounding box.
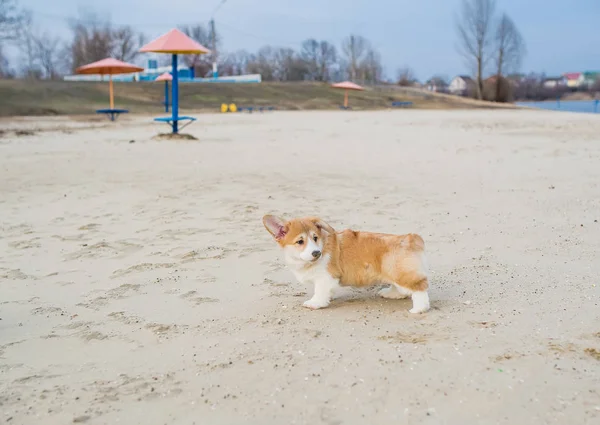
[0,80,514,117]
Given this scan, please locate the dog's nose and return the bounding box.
[312,250,321,259]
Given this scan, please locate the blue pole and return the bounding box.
[594,99,599,114]
[164,81,169,113]
[172,54,179,133]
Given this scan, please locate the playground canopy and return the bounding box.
[331,81,364,109]
[331,81,364,91]
[76,58,144,110]
[140,29,211,133]
[155,72,173,82]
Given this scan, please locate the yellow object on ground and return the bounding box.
[221,103,229,113]
[229,103,237,113]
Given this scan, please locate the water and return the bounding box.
[516,100,600,114]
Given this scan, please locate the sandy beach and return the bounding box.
[1,109,599,424]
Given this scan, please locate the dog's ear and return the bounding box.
[263,215,288,240]
[310,217,335,235]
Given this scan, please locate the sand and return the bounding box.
[1,110,599,425]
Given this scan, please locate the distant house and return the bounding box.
[506,74,525,87]
[426,77,448,93]
[583,71,600,88]
[449,75,475,96]
[563,72,584,88]
[542,76,567,89]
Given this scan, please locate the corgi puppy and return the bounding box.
[262,215,430,313]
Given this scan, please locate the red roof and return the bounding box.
[140,29,211,54]
[76,58,144,75]
[564,72,582,80]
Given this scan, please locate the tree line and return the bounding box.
[0,0,384,83]
[456,0,526,100]
[2,0,596,102]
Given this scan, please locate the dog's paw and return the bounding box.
[303,299,329,310]
[379,286,409,299]
[409,306,429,314]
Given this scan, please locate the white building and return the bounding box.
[449,75,475,96]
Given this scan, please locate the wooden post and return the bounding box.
[344,90,348,108]
[109,75,115,109]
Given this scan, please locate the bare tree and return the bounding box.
[0,0,22,41]
[67,11,146,72]
[246,46,275,81]
[275,47,309,81]
[220,50,250,76]
[359,48,383,83]
[316,41,337,81]
[300,39,319,80]
[301,39,337,81]
[180,24,216,77]
[111,26,145,63]
[68,13,112,71]
[34,32,62,79]
[456,0,496,99]
[18,12,39,79]
[341,34,369,81]
[396,66,416,86]
[0,44,14,77]
[494,13,525,101]
[15,12,62,79]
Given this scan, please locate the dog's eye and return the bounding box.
[313,236,318,242]
[296,240,304,245]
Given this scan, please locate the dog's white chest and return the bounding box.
[287,254,331,284]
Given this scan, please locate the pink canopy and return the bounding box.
[155,72,173,82]
[331,81,364,108]
[140,29,211,54]
[331,81,364,91]
[76,58,144,75]
[75,58,143,110]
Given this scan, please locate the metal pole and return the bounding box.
[165,81,169,113]
[172,54,179,133]
[211,19,218,79]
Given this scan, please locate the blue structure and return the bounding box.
[164,80,169,113]
[140,28,213,134]
[96,109,129,121]
[516,100,600,114]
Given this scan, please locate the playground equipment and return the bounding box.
[140,29,211,133]
[75,58,144,120]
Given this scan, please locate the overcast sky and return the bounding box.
[15,0,600,80]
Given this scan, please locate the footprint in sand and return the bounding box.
[78,223,101,231]
[178,246,227,262]
[77,284,142,309]
[158,227,211,240]
[1,223,34,237]
[112,263,176,278]
[145,323,189,336]
[0,268,37,280]
[179,290,219,305]
[8,238,41,249]
[108,311,144,325]
[66,240,143,260]
[31,306,66,317]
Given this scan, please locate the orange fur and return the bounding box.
[263,216,428,292]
